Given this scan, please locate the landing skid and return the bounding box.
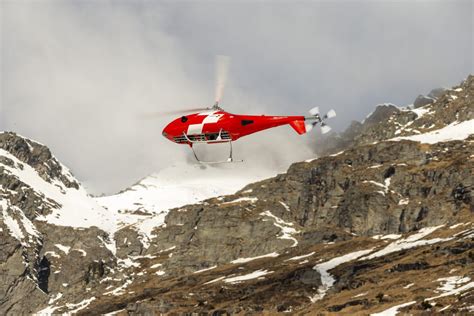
[190,141,242,164]
[195,159,243,165]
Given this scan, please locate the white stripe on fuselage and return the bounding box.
[197,110,217,116]
[186,112,223,135]
[187,124,204,135]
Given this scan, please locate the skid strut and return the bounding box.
[183,129,241,163]
[190,141,235,164]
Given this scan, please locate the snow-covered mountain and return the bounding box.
[1,75,473,315]
[96,163,271,215]
[95,162,278,247]
[0,131,277,313]
[1,134,277,251]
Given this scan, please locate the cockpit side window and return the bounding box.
[181,116,188,123]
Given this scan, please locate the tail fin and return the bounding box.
[289,119,307,135]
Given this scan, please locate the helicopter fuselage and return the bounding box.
[162,110,308,145]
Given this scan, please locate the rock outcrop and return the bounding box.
[313,75,473,156]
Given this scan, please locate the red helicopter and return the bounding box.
[162,102,335,163]
[159,56,336,163]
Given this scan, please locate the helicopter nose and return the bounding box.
[162,124,170,138]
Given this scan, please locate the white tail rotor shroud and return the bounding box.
[305,107,336,134]
[309,106,320,116]
[326,109,336,119]
[321,125,332,134]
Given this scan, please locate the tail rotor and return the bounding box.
[305,107,337,134]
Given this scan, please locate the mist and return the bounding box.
[1,1,472,194]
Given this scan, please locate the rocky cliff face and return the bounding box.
[0,133,117,314]
[1,76,473,315]
[314,75,474,156]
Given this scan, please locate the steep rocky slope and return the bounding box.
[314,75,474,156]
[0,75,473,315]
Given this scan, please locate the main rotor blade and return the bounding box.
[138,107,209,119]
[215,55,230,103]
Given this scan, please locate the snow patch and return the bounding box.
[74,249,87,256]
[279,201,291,212]
[427,276,473,301]
[372,234,401,240]
[223,270,273,284]
[1,200,40,245]
[371,301,416,316]
[353,292,368,298]
[390,119,474,144]
[55,244,71,255]
[132,212,168,248]
[103,309,126,316]
[97,235,116,255]
[368,164,383,169]
[449,222,468,229]
[439,305,451,312]
[360,226,449,260]
[260,210,299,247]
[286,252,315,261]
[117,258,140,269]
[330,151,344,157]
[411,106,432,118]
[44,251,61,258]
[65,297,96,313]
[1,202,24,241]
[311,248,374,302]
[150,263,162,269]
[398,198,409,205]
[436,276,470,293]
[362,180,391,195]
[231,252,279,264]
[194,265,217,274]
[48,293,63,305]
[104,280,133,296]
[222,197,258,204]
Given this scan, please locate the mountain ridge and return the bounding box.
[313,75,473,156]
[0,75,473,314]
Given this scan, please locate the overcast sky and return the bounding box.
[1,1,472,194]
